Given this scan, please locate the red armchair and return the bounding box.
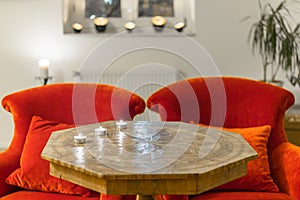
[0,83,145,200]
[147,77,300,200]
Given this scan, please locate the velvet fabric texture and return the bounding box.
[147,77,294,153]
[0,190,100,200]
[205,125,278,192]
[100,194,136,200]
[190,191,294,200]
[270,142,300,199]
[6,116,91,197]
[155,125,279,200]
[156,192,294,200]
[147,77,300,200]
[0,83,145,199]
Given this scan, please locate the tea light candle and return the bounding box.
[74,133,87,144]
[72,23,83,33]
[174,22,185,32]
[95,126,107,136]
[124,22,136,31]
[93,17,109,32]
[116,120,127,129]
[151,16,167,27]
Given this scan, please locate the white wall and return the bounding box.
[0,0,299,148]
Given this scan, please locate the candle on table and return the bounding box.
[95,126,107,136]
[74,132,87,144]
[116,120,127,129]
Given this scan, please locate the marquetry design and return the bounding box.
[42,121,257,196]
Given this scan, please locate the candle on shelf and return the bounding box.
[151,16,167,32]
[74,132,87,144]
[38,58,50,79]
[124,22,136,31]
[72,23,83,33]
[174,22,185,32]
[116,120,128,129]
[95,126,107,136]
[93,17,109,32]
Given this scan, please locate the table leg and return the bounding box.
[136,195,154,200]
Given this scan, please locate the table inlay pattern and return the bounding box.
[42,121,257,195]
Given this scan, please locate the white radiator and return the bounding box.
[74,71,179,99]
[73,70,180,121]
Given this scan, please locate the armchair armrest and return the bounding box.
[270,142,300,200]
[0,150,20,197]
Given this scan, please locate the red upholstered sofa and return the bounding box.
[1,78,300,200]
[0,83,145,200]
[147,77,300,200]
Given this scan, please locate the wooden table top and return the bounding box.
[41,121,257,195]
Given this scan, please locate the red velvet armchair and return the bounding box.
[0,83,145,200]
[147,77,300,200]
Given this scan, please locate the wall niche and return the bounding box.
[63,0,196,35]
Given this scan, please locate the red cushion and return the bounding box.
[6,116,91,197]
[213,125,279,192]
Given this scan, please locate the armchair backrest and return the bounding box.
[147,77,294,153]
[2,83,145,155]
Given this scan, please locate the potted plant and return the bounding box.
[248,0,300,86]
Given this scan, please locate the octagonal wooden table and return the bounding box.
[41,121,257,199]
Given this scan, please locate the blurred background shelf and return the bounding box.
[285,104,300,146]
